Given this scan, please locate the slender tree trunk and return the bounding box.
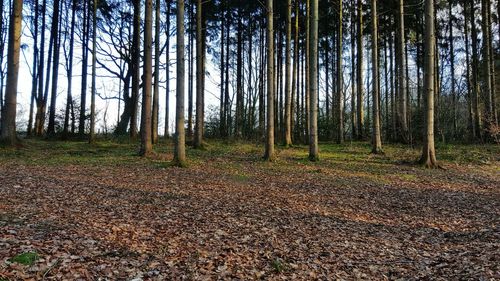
[27,0,39,137]
[356,0,364,140]
[219,9,225,137]
[463,1,475,140]
[470,0,481,140]
[165,0,171,137]
[264,0,275,161]
[140,0,153,155]
[78,0,89,136]
[350,0,357,140]
[481,0,494,137]
[0,0,23,144]
[0,0,5,117]
[371,0,382,153]
[174,0,186,166]
[284,0,293,146]
[194,0,204,148]
[47,0,61,136]
[336,0,344,143]
[291,2,299,142]
[63,0,76,137]
[448,1,457,138]
[187,4,193,138]
[89,0,97,143]
[235,15,243,138]
[152,0,161,144]
[309,0,319,161]
[420,0,438,168]
[305,0,310,144]
[130,0,141,139]
[396,0,409,143]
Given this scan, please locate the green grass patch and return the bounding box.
[9,252,39,266]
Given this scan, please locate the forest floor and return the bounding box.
[0,139,499,280]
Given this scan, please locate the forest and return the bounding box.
[0,0,499,279]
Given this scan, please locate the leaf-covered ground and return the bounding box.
[1,140,499,280]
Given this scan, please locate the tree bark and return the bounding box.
[336,0,344,144]
[89,0,97,143]
[130,0,141,139]
[371,0,382,154]
[194,0,204,148]
[165,0,171,137]
[309,0,319,161]
[264,0,275,161]
[47,0,61,136]
[152,0,161,144]
[140,0,153,155]
[0,0,23,144]
[396,0,409,143]
[356,0,364,140]
[63,0,77,137]
[174,0,186,166]
[420,0,438,168]
[284,0,293,147]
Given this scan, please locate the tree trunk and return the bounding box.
[78,0,89,136]
[264,0,275,161]
[235,15,243,138]
[0,0,23,144]
[396,0,409,143]
[219,8,225,138]
[356,0,364,140]
[371,0,382,154]
[309,0,319,161]
[187,4,194,138]
[420,0,438,168]
[470,0,482,140]
[284,0,293,147]
[194,0,204,148]
[130,0,141,139]
[448,1,457,139]
[89,0,97,143]
[47,0,61,136]
[152,0,161,144]
[140,0,153,155]
[63,0,76,137]
[174,0,186,166]
[165,0,171,137]
[27,0,39,137]
[350,0,357,140]
[336,0,344,144]
[463,1,475,140]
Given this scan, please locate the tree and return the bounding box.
[194,0,204,148]
[370,0,382,154]
[396,0,409,143]
[89,0,98,144]
[174,0,186,166]
[152,0,161,144]
[0,0,23,144]
[63,0,77,137]
[336,0,344,144]
[130,0,141,139]
[419,0,438,168]
[47,0,61,136]
[309,0,319,161]
[264,0,275,161]
[164,0,172,138]
[356,0,364,140]
[284,0,292,147]
[141,0,153,156]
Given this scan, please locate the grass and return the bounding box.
[8,252,39,266]
[0,138,498,170]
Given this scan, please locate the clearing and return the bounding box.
[1,140,499,280]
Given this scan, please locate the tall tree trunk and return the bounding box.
[89,0,97,143]
[396,0,409,143]
[470,0,481,140]
[235,15,243,138]
[63,0,76,137]
[420,0,438,168]
[350,0,357,140]
[130,0,141,139]
[371,0,382,153]
[164,0,171,137]
[47,0,61,136]
[336,0,344,143]
[219,8,225,137]
[463,0,475,140]
[174,0,186,166]
[152,0,160,144]
[27,0,39,137]
[284,0,293,147]
[264,0,275,161]
[448,1,457,138]
[309,0,319,161]
[356,0,364,140]
[0,0,5,116]
[140,0,153,155]
[292,2,299,141]
[0,0,23,144]
[194,0,204,148]
[305,0,310,144]
[481,0,495,137]
[187,3,193,138]
[78,0,89,136]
